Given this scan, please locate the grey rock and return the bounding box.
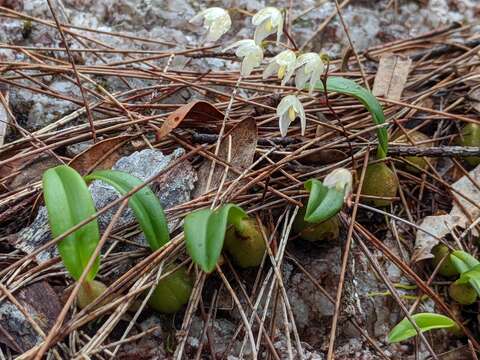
[16,148,196,263]
[10,80,81,131]
[187,315,240,357]
[65,140,94,157]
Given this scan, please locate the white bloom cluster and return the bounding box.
[191,6,327,137]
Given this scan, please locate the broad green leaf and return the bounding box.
[450,250,479,274]
[85,170,169,251]
[314,77,388,159]
[387,313,455,343]
[43,165,100,281]
[184,204,246,273]
[304,179,344,223]
[457,264,480,296]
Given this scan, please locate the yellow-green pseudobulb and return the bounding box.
[394,131,433,172]
[293,207,340,242]
[361,162,398,207]
[457,123,480,166]
[448,281,477,305]
[77,280,107,309]
[148,266,193,314]
[224,218,267,268]
[431,244,458,277]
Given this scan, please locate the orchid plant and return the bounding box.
[188,5,390,250]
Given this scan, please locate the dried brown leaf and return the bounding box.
[155,100,224,141]
[372,54,412,101]
[69,135,134,175]
[193,117,258,197]
[1,154,60,191]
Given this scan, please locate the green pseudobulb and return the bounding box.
[293,207,339,242]
[431,244,458,277]
[224,218,267,268]
[77,280,107,309]
[457,123,480,166]
[448,281,477,305]
[361,162,398,207]
[394,131,433,172]
[148,266,193,314]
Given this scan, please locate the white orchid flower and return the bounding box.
[295,53,324,95]
[323,168,353,201]
[276,95,306,137]
[252,7,283,45]
[223,39,263,76]
[262,49,296,85]
[190,7,231,42]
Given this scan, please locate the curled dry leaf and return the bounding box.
[193,117,258,197]
[413,164,480,262]
[155,100,224,141]
[69,134,134,175]
[0,153,61,192]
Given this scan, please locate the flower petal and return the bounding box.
[275,50,296,66]
[254,20,274,45]
[241,53,258,76]
[263,61,279,80]
[295,68,308,90]
[275,18,283,44]
[324,168,353,200]
[206,18,231,42]
[307,67,322,94]
[189,9,206,24]
[298,103,306,136]
[277,95,294,116]
[279,112,291,137]
[252,7,280,26]
[281,63,295,85]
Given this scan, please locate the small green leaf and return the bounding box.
[387,313,455,343]
[85,170,169,251]
[304,179,344,223]
[314,77,388,159]
[457,264,480,296]
[450,250,480,274]
[184,204,246,273]
[43,165,100,281]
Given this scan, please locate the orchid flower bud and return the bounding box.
[295,53,324,95]
[323,168,353,201]
[277,95,306,137]
[223,39,264,76]
[262,49,296,86]
[190,7,231,42]
[252,7,283,45]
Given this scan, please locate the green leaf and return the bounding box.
[85,170,169,251]
[457,264,480,296]
[314,77,388,159]
[387,313,455,343]
[450,250,480,274]
[43,165,100,281]
[184,204,246,273]
[304,179,344,223]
